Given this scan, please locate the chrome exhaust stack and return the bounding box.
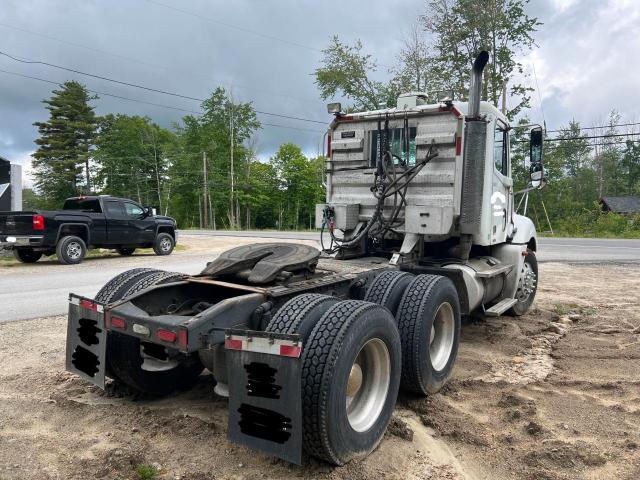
[459,51,490,258]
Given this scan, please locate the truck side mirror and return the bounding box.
[529,127,544,188]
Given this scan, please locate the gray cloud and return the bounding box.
[1,0,637,185]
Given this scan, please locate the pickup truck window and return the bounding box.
[105,200,125,217]
[124,202,144,218]
[63,198,102,213]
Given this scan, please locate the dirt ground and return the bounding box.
[1,255,639,479]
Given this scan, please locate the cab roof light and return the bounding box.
[327,102,342,115]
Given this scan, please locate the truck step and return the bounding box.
[485,298,518,317]
[476,264,513,278]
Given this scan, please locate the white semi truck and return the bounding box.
[65,51,544,466]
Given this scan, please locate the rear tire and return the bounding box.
[266,293,339,340]
[364,270,414,316]
[107,269,202,396]
[508,249,538,316]
[13,248,42,263]
[56,235,86,265]
[396,274,461,395]
[153,232,174,256]
[270,300,401,465]
[117,247,136,256]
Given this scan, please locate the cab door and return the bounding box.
[491,119,514,244]
[104,200,129,244]
[123,201,155,244]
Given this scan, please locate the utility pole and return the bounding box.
[229,109,235,229]
[501,80,507,115]
[203,151,209,229]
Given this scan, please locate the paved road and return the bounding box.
[1,232,638,323]
[184,230,640,263]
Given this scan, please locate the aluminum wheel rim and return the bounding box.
[66,242,82,260]
[430,302,455,372]
[516,261,537,302]
[160,238,172,252]
[346,338,391,432]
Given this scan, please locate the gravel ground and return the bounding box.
[0,245,639,479]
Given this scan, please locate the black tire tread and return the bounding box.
[300,300,381,464]
[94,268,157,304]
[265,293,337,335]
[120,270,187,298]
[396,274,442,394]
[364,270,414,315]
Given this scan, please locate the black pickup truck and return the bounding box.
[0,195,178,265]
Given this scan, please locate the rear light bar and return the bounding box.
[225,333,302,358]
[32,214,45,231]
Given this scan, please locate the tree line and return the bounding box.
[28,82,325,230]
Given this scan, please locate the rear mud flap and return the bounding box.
[65,294,107,389]
[225,330,302,465]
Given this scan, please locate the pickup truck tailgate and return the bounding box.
[0,212,36,235]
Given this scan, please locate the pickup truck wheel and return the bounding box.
[153,233,174,256]
[269,300,401,465]
[364,271,415,316]
[508,249,538,316]
[13,248,42,263]
[107,269,202,396]
[396,274,461,395]
[117,247,136,256]
[56,236,87,265]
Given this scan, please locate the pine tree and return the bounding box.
[32,81,98,206]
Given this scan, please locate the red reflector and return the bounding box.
[178,328,188,350]
[79,299,97,311]
[279,344,302,358]
[455,136,462,156]
[225,338,243,351]
[157,329,177,343]
[327,133,332,159]
[110,316,126,329]
[32,214,45,231]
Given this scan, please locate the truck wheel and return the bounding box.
[396,274,461,395]
[508,249,538,316]
[13,248,42,263]
[107,269,202,396]
[56,236,87,265]
[266,293,339,340]
[271,300,401,465]
[95,268,160,381]
[153,233,174,256]
[117,247,136,256]
[364,271,414,316]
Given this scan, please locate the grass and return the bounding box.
[0,244,187,267]
[134,464,158,480]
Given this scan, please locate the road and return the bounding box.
[185,230,640,263]
[1,231,638,323]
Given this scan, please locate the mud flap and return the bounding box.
[225,329,302,465]
[65,294,107,389]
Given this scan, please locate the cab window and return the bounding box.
[124,202,144,218]
[494,122,508,175]
[105,200,125,218]
[370,127,417,167]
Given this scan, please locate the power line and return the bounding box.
[0,22,318,104]
[546,122,640,134]
[0,69,324,134]
[0,49,327,125]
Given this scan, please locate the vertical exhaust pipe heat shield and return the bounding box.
[460,51,490,237]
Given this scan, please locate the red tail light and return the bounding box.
[33,214,45,231]
[178,328,188,350]
[109,316,126,329]
[157,329,177,343]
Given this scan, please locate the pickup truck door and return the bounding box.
[123,201,156,244]
[104,200,130,244]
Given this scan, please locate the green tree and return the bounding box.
[93,114,177,211]
[421,0,541,118]
[32,81,98,206]
[314,36,395,110]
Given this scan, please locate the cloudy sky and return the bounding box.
[1,0,639,185]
